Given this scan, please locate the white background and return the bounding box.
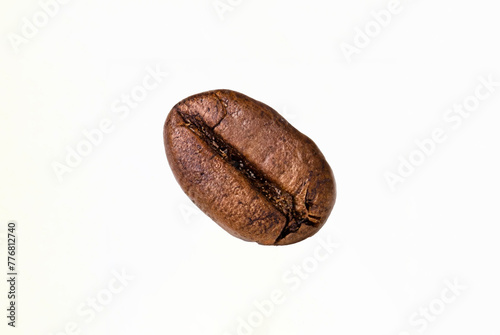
[1,0,500,334]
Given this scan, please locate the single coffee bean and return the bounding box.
[164,90,336,245]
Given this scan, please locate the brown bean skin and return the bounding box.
[164,90,336,245]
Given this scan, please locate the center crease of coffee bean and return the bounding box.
[177,108,319,243]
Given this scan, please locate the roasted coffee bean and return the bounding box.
[164,90,336,245]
